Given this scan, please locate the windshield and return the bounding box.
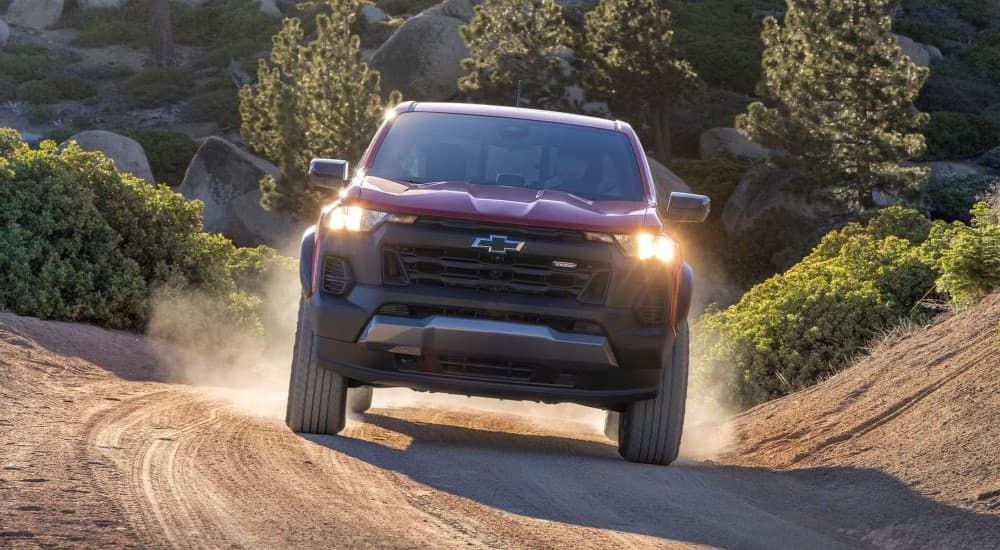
[368,112,645,202]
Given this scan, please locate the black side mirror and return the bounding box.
[664,192,710,223]
[309,158,349,188]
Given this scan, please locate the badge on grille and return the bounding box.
[552,260,577,269]
[471,234,525,254]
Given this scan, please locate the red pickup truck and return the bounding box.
[287,102,709,465]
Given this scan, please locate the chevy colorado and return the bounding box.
[287,102,709,465]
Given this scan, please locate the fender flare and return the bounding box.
[674,262,695,328]
[299,226,317,292]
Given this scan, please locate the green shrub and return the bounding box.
[667,0,771,94]
[0,130,278,333]
[671,155,751,215]
[0,50,54,82]
[922,111,1000,160]
[125,129,199,187]
[16,80,60,104]
[79,63,136,80]
[26,105,58,125]
[375,0,439,16]
[921,175,999,223]
[120,69,194,108]
[59,2,149,47]
[937,199,1000,305]
[181,88,240,127]
[694,206,946,407]
[15,78,98,104]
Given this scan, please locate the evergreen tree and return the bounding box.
[459,0,574,108]
[736,0,929,206]
[239,1,401,219]
[582,0,699,165]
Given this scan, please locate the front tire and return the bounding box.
[616,323,689,465]
[285,297,348,435]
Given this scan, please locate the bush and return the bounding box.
[26,105,58,125]
[59,2,149,47]
[694,206,946,407]
[120,69,194,108]
[125,129,199,187]
[0,50,54,83]
[922,111,1000,160]
[667,1,768,94]
[937,199,1000,305]
[0,130,279,333]
[921,174,999,222]
[16,78,98,104]
[79,63,136,80]
[181,88,240,128]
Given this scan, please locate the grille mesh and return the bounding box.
[322,256,352,295]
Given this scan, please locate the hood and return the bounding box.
[354,177,655,233]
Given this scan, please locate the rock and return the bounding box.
[978,146,1000,170]
[893,33,941,68]
[721,166,846,235]
[916,160,989,179]
[78,0,125,8]
[647,156,691,198]
[258,0,281,17]
[62,130,154,183]
[360,4,387,24]
[178,137,301,249]
[0,19,9,49]
[6,0,64,29]
[369,0,477,101]
[699,127,770,160]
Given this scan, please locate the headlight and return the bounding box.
[589,232,675,262]
[326,206,415,232]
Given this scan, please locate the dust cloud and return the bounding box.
[144,247,733,461]
[145,261,300,420]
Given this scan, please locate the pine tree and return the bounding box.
[239,1,401,219]
[736,0,929,206]
[458,0,574,108]
[149,0,174,67]
[582,0,699,165]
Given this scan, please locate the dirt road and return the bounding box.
[2,314,998,549]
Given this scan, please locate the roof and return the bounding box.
[406,102,623,132]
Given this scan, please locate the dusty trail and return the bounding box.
[2,313,998,549]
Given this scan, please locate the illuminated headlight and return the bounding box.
[327,206,415,232]
[589,232,675,262]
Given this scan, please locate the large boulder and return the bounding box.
[360,4,388,25]
[178,137,300,250]
[916,160,990,179]
[721,166,846,235]
[258,0,281,17]
[369,0,476,101]
[647,156,691,198]
[6,0,64,29]
[699,127,770,160]
[892,33,942,68]
[63,130,154,183]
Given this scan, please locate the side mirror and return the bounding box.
[309,158,349,188]
[664,192,710,223]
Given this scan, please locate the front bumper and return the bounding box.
[303,220,682,409]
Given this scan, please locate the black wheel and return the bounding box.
[347,387,373,414]
[285,297,348,435]
[617,322,689,465]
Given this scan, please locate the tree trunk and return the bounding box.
[651,103,673,165]
[150,0,174,68]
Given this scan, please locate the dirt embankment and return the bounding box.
[729,293,1000,515]
[1,307,999,549]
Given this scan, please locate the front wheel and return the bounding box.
[616,323,689,465]
[285,297,349,435]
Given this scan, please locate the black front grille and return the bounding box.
[322,256,352,295]
[376,304,606,335]
[384,244,610,301]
